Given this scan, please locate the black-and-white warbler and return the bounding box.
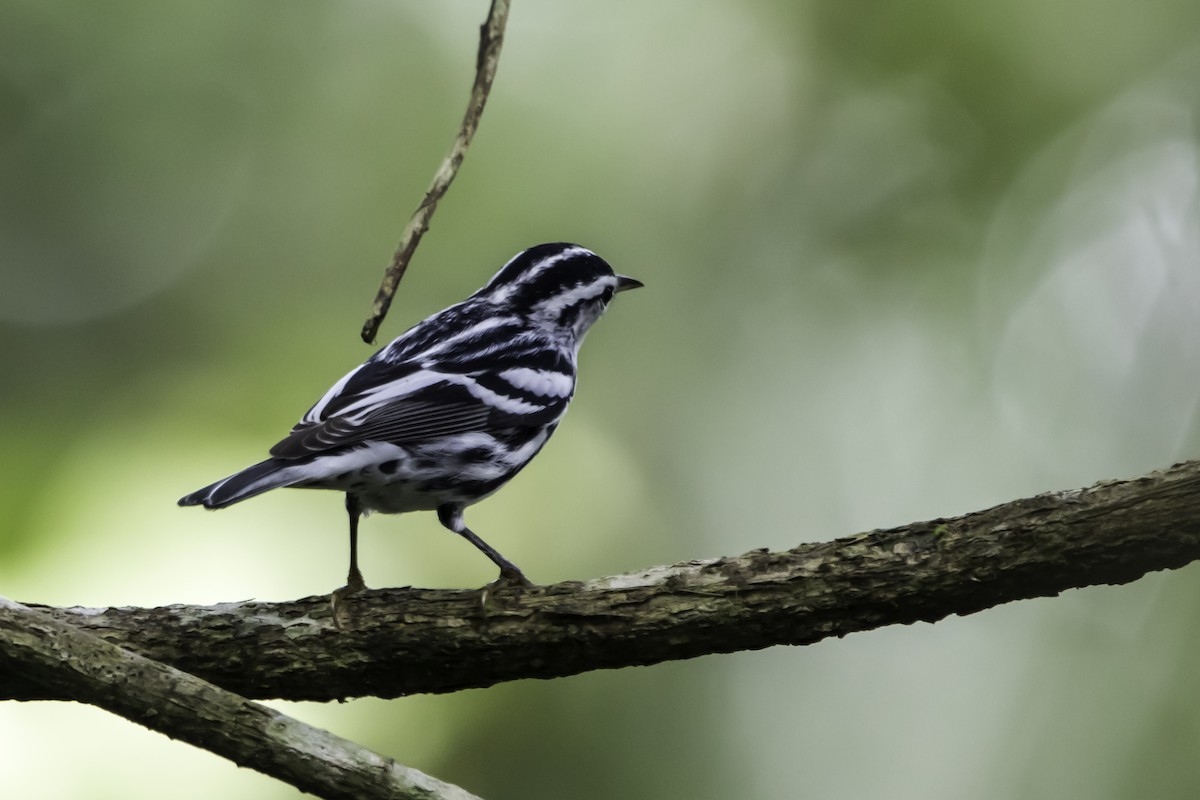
[179,243,641,602]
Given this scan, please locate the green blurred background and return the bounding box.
[4,0,1200,797]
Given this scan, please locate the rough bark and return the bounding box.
[5,460,1200,704]
[0,598,480,800]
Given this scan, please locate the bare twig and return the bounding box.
[0,597,481,800]
[6,460,1200,704]
[361,0,512,344]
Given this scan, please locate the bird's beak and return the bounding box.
[615,275,644,292]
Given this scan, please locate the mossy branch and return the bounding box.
[5,460,1199,704]
[0,597,480,800]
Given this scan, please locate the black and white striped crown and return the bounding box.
[476,243,641,315]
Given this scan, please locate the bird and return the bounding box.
[179,242,641,610]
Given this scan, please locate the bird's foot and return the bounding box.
[478,568,533,616]
[331,571,368,629]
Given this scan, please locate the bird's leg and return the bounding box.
[345,493,366,591]
[331,493,367,626]
[460,524,531,587]
[437,504,532,590]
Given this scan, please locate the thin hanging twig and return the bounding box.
[361,0,512,344]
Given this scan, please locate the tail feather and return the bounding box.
[178,458,301,509]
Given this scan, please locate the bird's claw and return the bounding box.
[331,571,368,629]
[478,569,533,616]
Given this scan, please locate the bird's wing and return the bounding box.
[269,360,574,460]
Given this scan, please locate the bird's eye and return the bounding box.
[600,287,614,304]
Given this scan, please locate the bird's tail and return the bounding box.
[178,458,302,509]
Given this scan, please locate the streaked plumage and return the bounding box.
[179,243,641,602]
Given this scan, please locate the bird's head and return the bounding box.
[477,243,642,343]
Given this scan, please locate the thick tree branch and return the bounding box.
[0,598,479,800]
[361,0,512,344]
[5,460,1200,703]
